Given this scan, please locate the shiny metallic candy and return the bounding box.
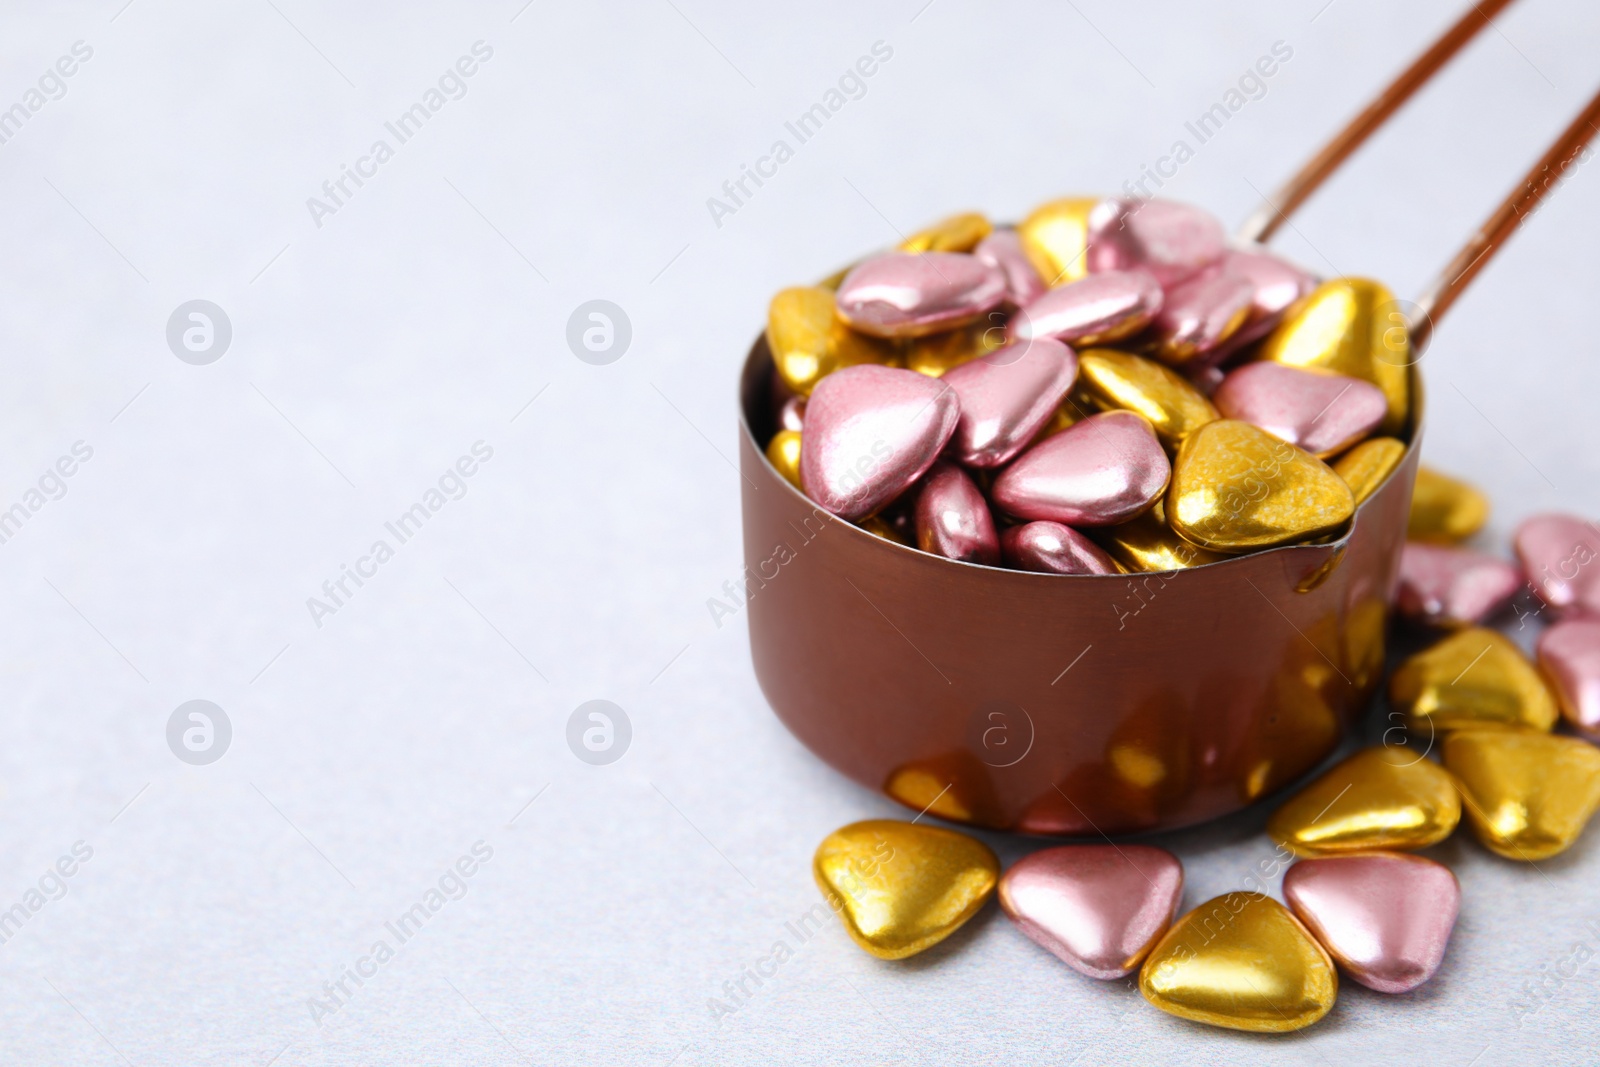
[991,411,1170,527]
[1001,520,1122,575]
[834,252,1008,338]
[799,364,959,521]
[942,337,1078,468]
[1139,893,1336,1033]
[813,819,999,959]
[1283,853,1459,994]
[1396,542,1522,628]
[1007,270,1162,347]
[999,845,1183,979]
[1212,362,1387,458]
[915,462,1000,565]
[765,193,1407,574]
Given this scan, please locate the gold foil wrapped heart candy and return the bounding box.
[1165,420,1355,552]
[767,286,895,395]
[1409,466,1489,544]
[813,820,999,959]
[1139,893,1337,1032]
[1445,729,1600,861]
[1267,746,1460,856]
[1389,627,1558,733]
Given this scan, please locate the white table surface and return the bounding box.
[2,1,1599,1063]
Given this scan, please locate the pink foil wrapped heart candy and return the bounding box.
[1537,618,1600,740]
[941,337,1078,468]
[1397,542,1522,628]
[975,229,1048,308]
[915,462,1000,565]
[1149,266,1256,364]
[834,252,1008,339]
[799,365,959,522]
[991,411,1170,526]
[999,844,1184,979]
[1085,198,1226,288]
[1213,362,1386,458]
[1001,521,1121,575]
[1514,513,1600,618]
[1215,246,1317,348]
[1283,852,1460,994]
[1007,270,1162,347]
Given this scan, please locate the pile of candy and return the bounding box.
[806,478,1600,1032]
[762,198,1416,569]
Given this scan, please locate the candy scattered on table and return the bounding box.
[1138,893,1337,1033]
[1444,729,1600,861]
[1514,513,1600,617]
[998,844,1182,979]
[1282,852,1459,994]
[1408,465,1490,544]
[1396,542,1523,628]
[1389,627,1558,733]
[1267,747,1461,856]
[812,819,999,959]
[763,195,1413,572]
[1537,618,1600,739]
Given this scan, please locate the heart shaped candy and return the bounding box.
[1283,852,1459,994]
[941,337,1077,468]
[1396,542,1523,628]
[1213,362,1387,458]
[1001,521,1121,575]
[915,462,999,565]
[974,229,1048,307]
[1166,420,1354,552]
[834,252,1008,338]
[799,365,959,521]
[1267,746,1461,856]
[813,819,999,959]
[991,411,1169,526]
[1514,513,1600,617]
[1139,893,1336,1033]
[1007,270,1162,347]
[1445,729,1600,861]
[998,844,1182,979]
[1537,618,1600,739]
[1084,199,1226,288]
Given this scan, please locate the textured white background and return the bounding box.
[0,0,1598,1063]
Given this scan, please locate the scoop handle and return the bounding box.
[1237,0,1518,244]
[1411,86,1600,352]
